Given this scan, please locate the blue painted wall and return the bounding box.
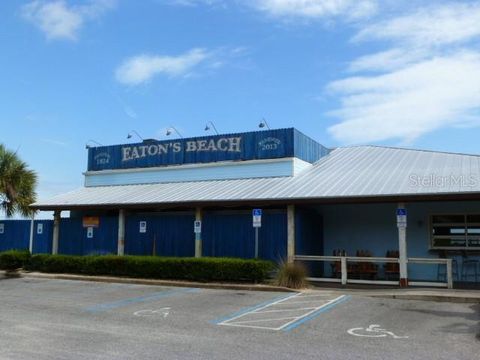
[88,128,329,171]
[58,217,118,255]
[0,220,52,253]
[317,201,480,282]
[295,208,324,276]
[125,213,195,257]
[293,129,331,164]
[202,210,287,262]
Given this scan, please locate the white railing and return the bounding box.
[408,257,453,289]
[294,255,453,289]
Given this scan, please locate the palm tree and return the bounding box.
[0,144,37,217]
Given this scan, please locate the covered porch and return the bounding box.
[294,199,480,289]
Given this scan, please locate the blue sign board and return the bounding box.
[253,209,262,217]
[87,128,330,171]
[396,209,407,216]
[253,209,262,228]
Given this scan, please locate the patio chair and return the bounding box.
[355,250,378,280]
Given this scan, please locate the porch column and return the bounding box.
[29,213,35,253]
[195,207,202,258]
[397,203,408,287]
[52,210,61,255]
[117,209,125,256]
[287,205,295,263]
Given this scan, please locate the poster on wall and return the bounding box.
[37,223,43,235]
[139,221,147,233]
[0,223,4,234]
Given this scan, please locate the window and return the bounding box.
[431,214,480,249]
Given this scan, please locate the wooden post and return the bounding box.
[117,209,125,256]
[446,259,453,289]
[52,210,61,255]
[398,203,408,287]
[287,205,295,263]
[341,256,347,285]
[195,207,202,258]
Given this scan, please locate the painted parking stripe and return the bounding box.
[212,293,300,324]
[217,293,350,331]
[85,287,199,313]
[281,295,351,332]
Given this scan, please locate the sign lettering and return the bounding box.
[121,137,242,162]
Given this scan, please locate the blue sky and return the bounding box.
[1,0,480,207]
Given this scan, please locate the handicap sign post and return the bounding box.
[396,208,407,228]
[396,206,408,286]
[252,209,262,258]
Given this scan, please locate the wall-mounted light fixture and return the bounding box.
[204,121,219,135]
[166,126,183,138]
[258,118,270,130]
[85,139,103,149]
[127,130,144,141]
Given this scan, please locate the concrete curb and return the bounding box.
[19,271,296,293]
[368,294,480,303]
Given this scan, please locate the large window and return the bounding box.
[431,214,480,249]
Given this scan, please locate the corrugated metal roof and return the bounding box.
[33,146,480,209]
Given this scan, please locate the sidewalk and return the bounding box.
[306,286,480,303]
[8,271,480,303]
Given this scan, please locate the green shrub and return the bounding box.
[0,249,31,271]
[25,254,274,283]
[276,261,307,289]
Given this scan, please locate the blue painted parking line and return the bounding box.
[216,293,350,331]
[212,293,300,324]
[282,295,351,332]
[85,287,200,313]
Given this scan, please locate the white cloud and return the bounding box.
[115,47,247,85]
[327,2,480,144]
[354,3,480,47]
[21,0,116,40]
[347,48,428,73]
[248,0,378,20]
[115,48,211,85]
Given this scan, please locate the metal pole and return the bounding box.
[255,227,259,259]
[29,213,35,253]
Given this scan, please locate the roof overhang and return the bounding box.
[31,192,480,211]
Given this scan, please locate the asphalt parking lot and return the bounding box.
[0,278,478,360]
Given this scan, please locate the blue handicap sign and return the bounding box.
[253,209,262,217]
[396,208,407,216]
